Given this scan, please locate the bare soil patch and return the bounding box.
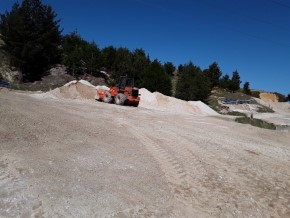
[260,92,279,102]
[1,90,290,217]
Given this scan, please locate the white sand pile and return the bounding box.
[31,80,104,100]
[31,83,219,116]
[138,88,158,108]
[63,80,77,87]
[95,85,109,91]
[139,88,219,116]
[79,80,96,88]
[188,101,220,116]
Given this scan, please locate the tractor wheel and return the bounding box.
[114,93,127,105]
[132,101,139,107]
[95,92,100,101]
[103,91,112,103]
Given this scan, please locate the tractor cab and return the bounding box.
[117,76,139,97]
[117,76,134,90]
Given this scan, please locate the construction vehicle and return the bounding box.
[95,76,140,107]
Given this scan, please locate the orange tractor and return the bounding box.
[95,76,140,107]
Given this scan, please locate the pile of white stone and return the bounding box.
[139,88,219,116]
[31,80,219,116]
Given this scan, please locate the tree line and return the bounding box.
[1,0,289,102]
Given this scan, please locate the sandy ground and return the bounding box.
[1,90,290,217]
[253,98,290,126]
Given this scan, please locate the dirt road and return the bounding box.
[1,91,290,217]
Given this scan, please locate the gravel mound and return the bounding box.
[139,88,219,116]
[31,80,99,100]
[31,83,218,116]
[188,101,219,116]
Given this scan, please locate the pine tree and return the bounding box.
[111,47,133,81]
[177,64,184,73]
[100,46,117,71]
[230,70,241,92]
[175,62,211,102]
[142,59,172,96]
[62,32,101,77]
[204,61,222,89]
[0,0,62,81]
[219,74,231,90]
[243,81,251,95]
[131,49,150,86]
[163,62,175,75]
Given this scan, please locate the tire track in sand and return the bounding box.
[127,127,208,216]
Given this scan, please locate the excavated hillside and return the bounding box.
[1,83,290,217]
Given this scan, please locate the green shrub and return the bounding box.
[235,117,276,130]
[227,111,247,117]
[250,90,260,98]
[175,62,211,102]
[257,106,274,113]
[207,97,222,112]
[273,92,286,102]
[215,89,251,101]
[142,59,172,96]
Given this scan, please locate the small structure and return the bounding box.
[223,99,252,104]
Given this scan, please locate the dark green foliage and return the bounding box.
[235,117,276,130]
[100,46,117,71]
[142,59,172,96]
[130,49,150,87]
[62,32,101,77]
[257,106,274,113]
[230,70,241,92]
[207,98,222,112]
[163,62,175,75]
[273,92,286,102]
[227,111,247,117]
[175,62,211,102]
[204,61,222,89]
[219,74,231,90]
[110,47,132,81]
[287,93,290,101]
[0,0,62,81]
[243,81,251,95]
[100,47,149,87]
[215,89,252,100]
[219,71,241,92]
[177,64,184,73]
[250,90,260,98]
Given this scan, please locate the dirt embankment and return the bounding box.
[0,90,290,217]
[259,92,279,102]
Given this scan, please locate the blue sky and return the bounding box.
[1,0,289,95]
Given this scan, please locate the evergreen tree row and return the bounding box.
[0,0,62,81]
[2,0,287,102]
